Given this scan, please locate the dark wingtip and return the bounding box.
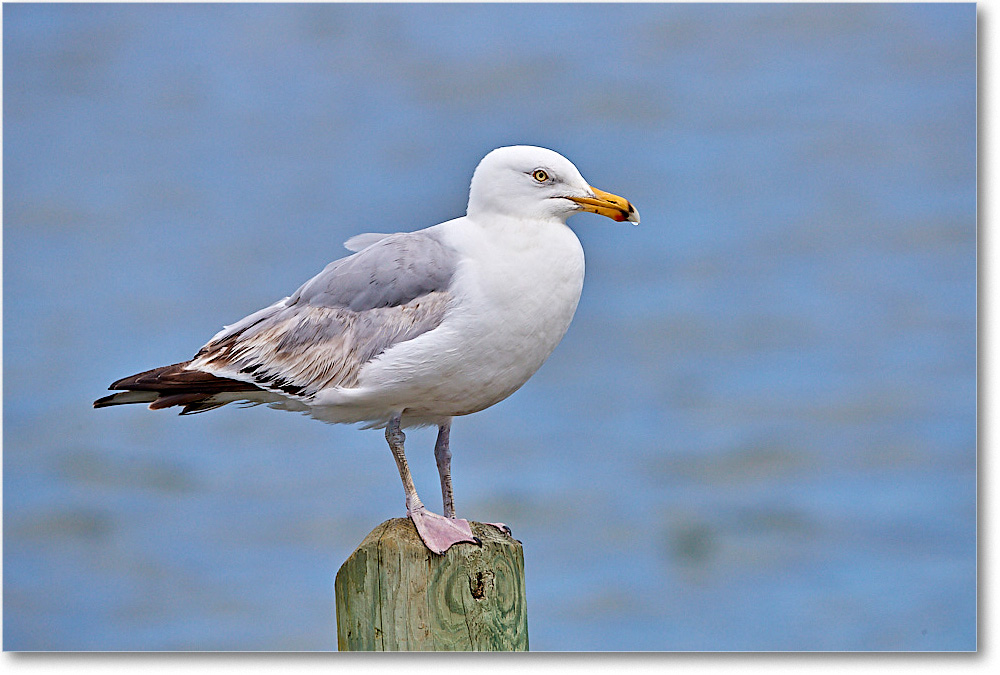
[93,394,117,408]
[95,362,260,414]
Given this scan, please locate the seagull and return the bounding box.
[94,145,639,554]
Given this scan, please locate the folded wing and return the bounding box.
[95,231,459,413]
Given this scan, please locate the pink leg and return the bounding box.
[386,414,478,555]
[434,421,457,519]
[434,420,513,539]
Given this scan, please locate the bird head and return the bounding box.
[467,145,640,225]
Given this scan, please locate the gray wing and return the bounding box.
[293,231,455,311]
[188,231,458,398]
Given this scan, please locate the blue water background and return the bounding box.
[3,3,976,650]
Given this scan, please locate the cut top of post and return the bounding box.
[335,519,528,651]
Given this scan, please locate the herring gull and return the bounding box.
[94,145,640,554]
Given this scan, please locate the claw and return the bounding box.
[485,522,513,537]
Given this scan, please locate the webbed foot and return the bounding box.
[408,506,479,555]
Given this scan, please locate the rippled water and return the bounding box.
[3,3,975,650]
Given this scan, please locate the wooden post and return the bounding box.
[334,518,528,651]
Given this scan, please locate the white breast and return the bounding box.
[314,216,585,423]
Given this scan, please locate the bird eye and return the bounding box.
[532,169,550,182]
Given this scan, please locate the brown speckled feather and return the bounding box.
[189,291,451,397]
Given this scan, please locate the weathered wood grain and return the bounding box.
[335,518,528,651]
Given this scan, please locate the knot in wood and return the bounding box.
[469,569,495,600]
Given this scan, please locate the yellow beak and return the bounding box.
[566,187,640,224]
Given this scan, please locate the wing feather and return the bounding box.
[343,232,393,252]
[188,231,457,398]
